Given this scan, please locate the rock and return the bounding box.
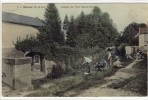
[45,60,57,75]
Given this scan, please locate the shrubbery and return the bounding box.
[79,46,103,56]
[53,46,84,69]
[115,43,126,57]
[14,34,52,57]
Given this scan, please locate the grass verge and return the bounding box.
[27,67,117,97]
[132,59,147,69]
[108,73,147,95]
[108,59,147,96]
[53,67,118,97]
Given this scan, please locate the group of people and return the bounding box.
[126,46,145,60]
[85,48,115,73]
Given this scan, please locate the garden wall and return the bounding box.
[2,57,32,89]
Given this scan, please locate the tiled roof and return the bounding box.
[135,27,148,37]
[139,27,148,35]
[2,11,44,27]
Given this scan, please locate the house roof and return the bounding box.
[2,11,44,27]
[139,27,148,35]
[135,27,148,38]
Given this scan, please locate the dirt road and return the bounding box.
[60,60,143,97]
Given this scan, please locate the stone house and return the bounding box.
[2,11,46,69]
[2,12,48,89]
[2,11,46,71]
[125,23,148,56]
[2,11,43,48]
[138,26,148,53]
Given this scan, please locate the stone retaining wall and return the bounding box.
[2,57,32,89]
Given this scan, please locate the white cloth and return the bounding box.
[84,57,92,63]
[125,46,132,54]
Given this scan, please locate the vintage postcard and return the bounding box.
[1,3,148,97]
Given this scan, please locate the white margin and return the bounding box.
[1,0,148,3]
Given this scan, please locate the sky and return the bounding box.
[2,3,148,32]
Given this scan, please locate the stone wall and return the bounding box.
[2,57,32,89]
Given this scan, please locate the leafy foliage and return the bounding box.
[37,3,65,46]
[115,43,126,57]
[14,34,53,58]
[118,22,147,46]
[66,7,119,48]
[44,4,64,45]
[63,14,69,29]
[53,46,84,68]
[114,22,147,58]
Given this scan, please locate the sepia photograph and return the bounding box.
[1,3,148,97]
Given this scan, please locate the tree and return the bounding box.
[92,7,102,16]
[36,3,65,58]
[63,14,70,41]
[77,11,86,34]
[91,9,118,47]
[63,14,69,30]
[74,7,118,48]
[38,3,64,45]
[66,16,77,47]
[121,22,147,46]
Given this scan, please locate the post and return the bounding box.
[40,55,45,73]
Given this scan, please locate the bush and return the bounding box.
[53,46,84,69]
[115,43,126,57]
[79,46,103,56]
[15,34,40,52]
[14,34,53,56]
[51,63,66,79]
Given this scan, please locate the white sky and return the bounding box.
[2,3,148,32]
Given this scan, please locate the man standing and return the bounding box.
[106,48,113,66]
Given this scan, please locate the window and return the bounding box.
[34,55,40,64]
